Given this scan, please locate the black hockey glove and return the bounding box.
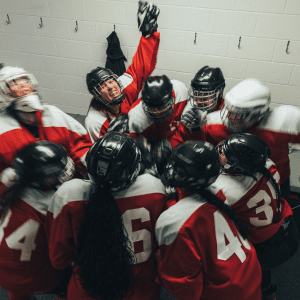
[138,1,160,38]
[180,106,207,133]
[107,113,129,134]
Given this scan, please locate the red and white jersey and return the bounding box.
[167,97,224,149]
[128,80,189,142]
[155,193,262,300]
[0,187,66,295]
[45,174,168,300]
[203,105,300,184]
[208,159,293,244]
[85,32,160,142]
[0,104,92,177]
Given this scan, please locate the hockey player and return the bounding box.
[155,141,262,300]
[180,65,226,132]
[85,1,160,142]
[128,75,189,142]
[0,141,74,300]
[179,78,300,201]
[45,132,168,300]
[0,66,93,196]
[210,133,299,300]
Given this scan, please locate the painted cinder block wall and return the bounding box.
[1,0,300,115]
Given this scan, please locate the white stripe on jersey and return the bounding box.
[155,193,206,246]
[22,188,56,216]
[208,159,279,206]
[119,73,134,90]
[0,110,22,135]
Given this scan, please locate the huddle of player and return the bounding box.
[1,1,300,300]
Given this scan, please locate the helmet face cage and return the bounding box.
[91,74,125,106]
[142,96,174,121]
[220,104,264,132]
[189,85,224,112]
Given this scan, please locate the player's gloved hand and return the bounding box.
[107,113,129,134]
[138,1,160,38]
[152,140,173,176]
[180,106,207,133]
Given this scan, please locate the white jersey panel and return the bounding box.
[119,73,134,90]
[155,193,206,246]
[85,106,108,142]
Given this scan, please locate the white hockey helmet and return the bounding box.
[0,66,40,112]
[220,78,271,132]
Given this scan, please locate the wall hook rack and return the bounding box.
[39,17,43,28]
[75,21,78,32]
[194,32,197,44]
[286,41,290,53]
[238,36,241,48]
[6,14,11,24]
[114,24,116,31]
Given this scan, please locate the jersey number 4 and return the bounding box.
[0,208,40,262]
[214,210,251,263]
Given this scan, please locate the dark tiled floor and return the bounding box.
[1,114,299,300]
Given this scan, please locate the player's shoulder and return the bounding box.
[208,173,261,206]
[171,80,188,104]
[85,105,108,125]
[128,101,152,132]
[119,72,134,90]
[0,109,21,134]
[155,193,207,246]
[49,179,94,217]
[114,174,166,198]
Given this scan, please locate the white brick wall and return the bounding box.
[0,0,300,115]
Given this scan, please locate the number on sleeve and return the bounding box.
[122,208,151,264]
[214,210,250,263]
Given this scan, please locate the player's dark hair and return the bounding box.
[75,185,135,300]
[0,182,26,225]
[261,166,281,223]
[200,188,249,240]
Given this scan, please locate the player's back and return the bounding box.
[0,187,65,295]
[48,174,167,300]
[155,192,262,300]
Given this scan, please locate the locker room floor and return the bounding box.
[1,113,300,300]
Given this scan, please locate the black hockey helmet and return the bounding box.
[13,141,75,189]
[164,141,220,190]
[141,75,174,121]
[217,133,271,174]
[86,132,141,192]
[86,67,124,106]
[190,66,225,112]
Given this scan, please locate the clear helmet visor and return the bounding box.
[189,87,221,112]
[142,97,174,121]
[220,104,263,132]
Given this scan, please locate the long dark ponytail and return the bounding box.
[200,188,249,240]
[75,186,136,300]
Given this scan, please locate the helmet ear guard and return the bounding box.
[86,67,125,106]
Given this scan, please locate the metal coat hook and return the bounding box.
[39,17,43,28]
[75,21,78,32]
[194,33,197,44]
[6,14,11,24]
[286,41,290,53]
[238,36,241,48]
[114,24,116,31]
